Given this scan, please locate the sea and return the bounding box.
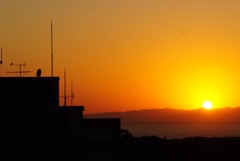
[121,123,240,139]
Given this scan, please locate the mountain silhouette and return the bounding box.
[84,107,240,123]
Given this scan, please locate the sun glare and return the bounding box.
[202,101,213,110]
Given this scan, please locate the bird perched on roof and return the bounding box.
[36,69,42,77]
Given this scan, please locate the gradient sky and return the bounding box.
[1,0,240,113]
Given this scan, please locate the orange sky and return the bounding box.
[1,0,240,113]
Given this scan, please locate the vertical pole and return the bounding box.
[0,48,2,64]
[64,69,67,106]
[20,65,22,77]
[71,81,73,106]
[51,21,54,77]
[0,48,2,68]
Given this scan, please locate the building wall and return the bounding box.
[0,106,85,161]
[82,119,121,161]
[0,76,121,161]
[0,77,59,108]
[0,110,68,161]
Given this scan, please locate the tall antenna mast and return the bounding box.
[60,70,75,106]
[51,21,54,77]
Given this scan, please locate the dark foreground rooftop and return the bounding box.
[0,77,121,161]
[0,77,60,108]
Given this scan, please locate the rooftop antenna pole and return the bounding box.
[71,81,73,106]
[0,48,2,67]
[18,63,26,77]
[51,21,54,77]
[64,69,67,106]
[20,64,22,77]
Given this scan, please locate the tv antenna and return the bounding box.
[70,81,75,106]
[7,62,31,77]
[60,70,75,106]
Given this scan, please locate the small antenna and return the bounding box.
[0,48,3,67]
[7,62,31,77]
[71,81,75,106]
[60,70,75,106]
[64,69,66,106]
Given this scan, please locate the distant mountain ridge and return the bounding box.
[84,108,240,123]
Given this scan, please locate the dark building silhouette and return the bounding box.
[0,77,59,108]
[83,119,120,160]
[0,77,120,161]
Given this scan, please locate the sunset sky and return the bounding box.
[1,0,240,113]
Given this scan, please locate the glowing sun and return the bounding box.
[202,101,213,110]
